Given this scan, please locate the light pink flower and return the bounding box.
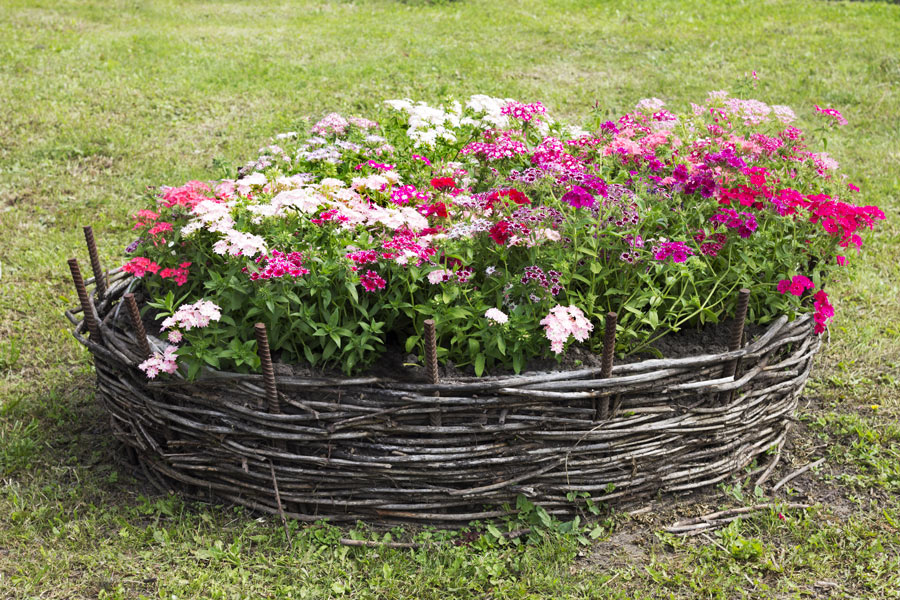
[540,305,593,354]
[427,269,452,285]
[138,345,179,379]
[161,300,222,332]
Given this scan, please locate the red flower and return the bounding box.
[489,221,513,245]
[430,177,456,190]
[418,202,448,218]
[505,188,530,205]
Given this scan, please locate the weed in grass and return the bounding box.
[0,417,39,475]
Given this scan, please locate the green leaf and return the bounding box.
[486,524,505,543]
[302,345,316,365]
[474,353,485,377]
[345,281,359,303]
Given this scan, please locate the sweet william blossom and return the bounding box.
[138,345,179,379]
[485,308,508,324]
[540,305,593,354]
[161,300,222,332]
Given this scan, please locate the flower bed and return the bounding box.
[68,92,881,521]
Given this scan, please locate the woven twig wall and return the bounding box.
[67,266,821,524]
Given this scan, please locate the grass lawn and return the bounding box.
[1,0,899,597]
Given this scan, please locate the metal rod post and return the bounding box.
[123,293,152,360]
[254,323,280,413]
[423,319,442,427]
[82,226,107,300]
[599,311,617,419]
[68,258,102,341]
[720,288,751,403]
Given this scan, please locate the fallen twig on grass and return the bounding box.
[772,458,826,492]
[338,528,532,549]
[664,503,811,535]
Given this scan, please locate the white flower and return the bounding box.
[485,308,509,325]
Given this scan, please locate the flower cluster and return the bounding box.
[709,208,758,238]
[485,308,509,324]
[540,305,594,354]
[138,345,179,379]
[652,241,695,263]
[161,300,222,332]
[248,251,309,281]
[777,275,815,296]
[122,92,882,378]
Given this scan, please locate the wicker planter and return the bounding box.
[67,254,822,524]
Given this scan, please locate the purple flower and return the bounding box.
[125,238,143,254]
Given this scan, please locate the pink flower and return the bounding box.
[359,270,386,292]
[653,241,694,263]
[540,305,593,354]
[311,112,349,136]
[501,101,547,123]
[814,105,848,126]
[122,257,161,278]
[148,222,173,237]
[138,345,179,379]
[167,330,183,343]
[161,300,222,331]
[777,275,815,297]
[813,290,834,334]
[427,269,452,285]
[159,181,211,209]
[159,262,191,286]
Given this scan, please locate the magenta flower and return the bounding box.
[360,270,386,292]
[814,105,848,126]
[653,241,694,263]
[560,186,595,209]
[777,275,815,297]
[813,290,834,334]
[250,251,309,281]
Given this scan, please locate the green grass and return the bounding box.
[1,0,899,597]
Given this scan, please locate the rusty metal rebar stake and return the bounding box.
[720,288,751,403]
[254,323,280,413]
[123,292,152,360]
[68,258,101,341]
[82,225,107,300]
[423,319,442,427]
[599,311,618,419]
